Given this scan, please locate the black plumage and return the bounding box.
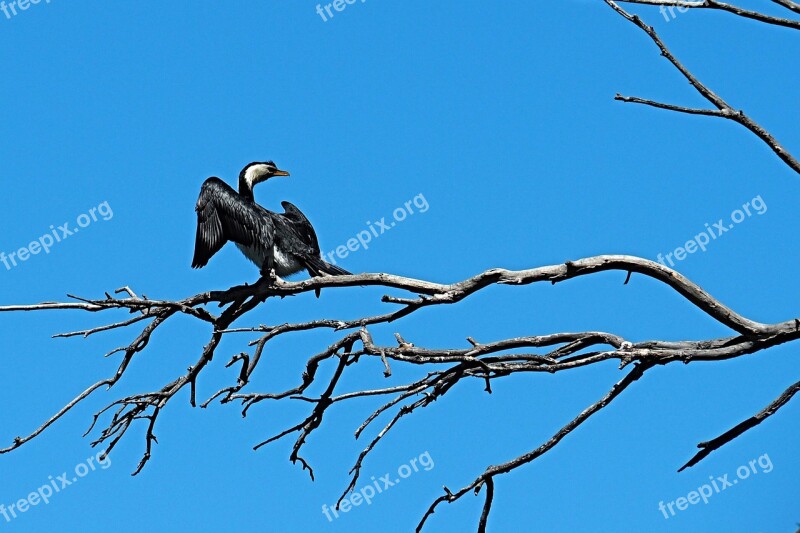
[278,201,351,277]
[191,161,350,285]
[192,177,276,273]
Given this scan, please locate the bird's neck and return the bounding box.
[239,183,255,201]
[238,172,256,201]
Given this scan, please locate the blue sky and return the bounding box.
[0,1,798,532]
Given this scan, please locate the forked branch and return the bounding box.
[605,0,800,174]
[0,255,798,530]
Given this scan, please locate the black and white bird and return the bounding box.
[191,161,350,283]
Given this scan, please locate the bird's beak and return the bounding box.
[273,169,290,177]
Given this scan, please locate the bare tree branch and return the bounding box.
[616,0,800,29]
[1,254,798,530]
[605,0,800,174]
[770,0,800,15]
[679,378,800,471]
[417,362,654,532]
[478,477,494,533]
[614,95,727,117]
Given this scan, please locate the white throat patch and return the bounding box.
[244,164,270,189]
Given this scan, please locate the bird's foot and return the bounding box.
[258,269,279,284]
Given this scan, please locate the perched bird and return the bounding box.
[192,161,350,287]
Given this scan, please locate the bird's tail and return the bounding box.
[305,255,351,277]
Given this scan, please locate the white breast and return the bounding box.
[236,243,269,270]
[273,247,304,277]
[235,243,305,277]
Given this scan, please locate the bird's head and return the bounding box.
[238,161,290,194]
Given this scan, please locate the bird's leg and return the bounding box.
[260,252,278,285]
[258,268,278,286]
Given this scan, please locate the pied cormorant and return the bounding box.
[192,161,350,283]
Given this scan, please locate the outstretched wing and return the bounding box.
[276,201,351,277]
[192,177,274,269]
[279,201,321,253]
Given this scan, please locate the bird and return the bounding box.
[192,161,350,289]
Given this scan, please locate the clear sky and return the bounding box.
[0,2,798,532]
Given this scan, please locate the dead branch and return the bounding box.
[616,0,800,29]
[679,378,800,471]
[1,255,798,530]
[605,0,800,174]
